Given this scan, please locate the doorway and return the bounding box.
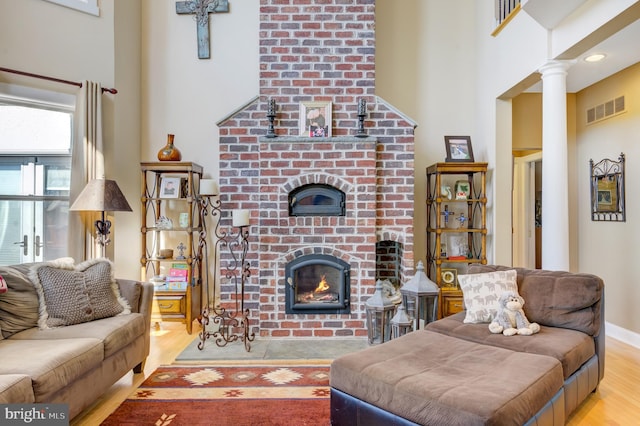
[0,157,71,265]
[512,152,542,268]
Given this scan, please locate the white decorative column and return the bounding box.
[538,60,572,271]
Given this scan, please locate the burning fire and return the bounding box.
[314,275,330,293]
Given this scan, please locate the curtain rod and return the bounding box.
[0,67,117,94]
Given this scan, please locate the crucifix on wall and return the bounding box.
[176,0,229,59]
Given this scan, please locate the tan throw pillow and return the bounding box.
[458,269,518,323]
[0,264,42,338]
[30,258,131,329]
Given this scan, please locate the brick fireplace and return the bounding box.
[216,0,415,338]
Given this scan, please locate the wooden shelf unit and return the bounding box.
[140,162,203,334]
[426,162,488,318]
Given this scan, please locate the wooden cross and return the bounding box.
[176,0,229,59]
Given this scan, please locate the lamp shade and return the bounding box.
[70,179,132,212]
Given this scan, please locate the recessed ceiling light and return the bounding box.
[584,53,606,63]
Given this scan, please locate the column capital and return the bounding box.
[538,60,575,78]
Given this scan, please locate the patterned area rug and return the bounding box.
[101,364,331,426]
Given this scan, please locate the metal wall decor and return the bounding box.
[590,153,625,222]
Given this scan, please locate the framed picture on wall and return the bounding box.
[444,136,475,162]
[299,101,332,137]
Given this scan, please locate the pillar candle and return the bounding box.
[358,98,366,115]
[199,179,219,195]
[232,209,250,227]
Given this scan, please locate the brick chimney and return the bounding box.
[216,0,416,338]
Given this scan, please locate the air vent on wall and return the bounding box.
[586,96,625,125]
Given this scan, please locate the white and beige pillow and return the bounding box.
[30,258,131,329]
[458,269,518,323]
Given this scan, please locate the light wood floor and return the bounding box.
[71,323,640,425]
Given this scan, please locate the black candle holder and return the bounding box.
[197,196,255,352]
[266,98,277,138]
[355,98,368,138]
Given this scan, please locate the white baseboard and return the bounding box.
[605,321,640,349]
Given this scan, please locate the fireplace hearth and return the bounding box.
[286,254,350,315]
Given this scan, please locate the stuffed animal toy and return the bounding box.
[489,291,540,336]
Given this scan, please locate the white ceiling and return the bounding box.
[522,0,640,93]
[563,19,640,92]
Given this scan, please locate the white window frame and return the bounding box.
[42,0,100,17]
[0,83,75,265]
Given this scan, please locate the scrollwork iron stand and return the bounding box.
[197,196,255,352]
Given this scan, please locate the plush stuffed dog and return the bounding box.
[489,291,540,336]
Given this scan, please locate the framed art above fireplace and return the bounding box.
[299,101,332,137]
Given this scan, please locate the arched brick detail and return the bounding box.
[282,173,354,195]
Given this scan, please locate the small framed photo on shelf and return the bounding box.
[440,268,458,289]
[299,101,332,137]
[444,136,474,162]
[159,177,181,198]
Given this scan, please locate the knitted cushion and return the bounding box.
[30,258,130,329]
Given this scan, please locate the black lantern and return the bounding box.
[365,279,396,344]
[400,261,440,330]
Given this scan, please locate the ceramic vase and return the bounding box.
[157,134,182,161]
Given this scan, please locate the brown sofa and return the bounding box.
[330,265,604,425]
[0,261,154,420]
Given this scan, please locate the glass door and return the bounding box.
[0,157,70,265]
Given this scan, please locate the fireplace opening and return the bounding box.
[289,184,345,216]
[285,254,350,314]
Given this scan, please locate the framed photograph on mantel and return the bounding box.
[444,136,474,162]
[299,101,332,137]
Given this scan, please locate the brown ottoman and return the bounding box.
[330,330,564,426]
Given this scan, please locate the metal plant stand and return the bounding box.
[197,196,255,351]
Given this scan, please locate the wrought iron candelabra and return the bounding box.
[197,196,255,352]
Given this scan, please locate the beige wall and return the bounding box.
[576,62,640,333]
[512,94,542,152]
[377,0,477,267]
[140,0,259,168]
